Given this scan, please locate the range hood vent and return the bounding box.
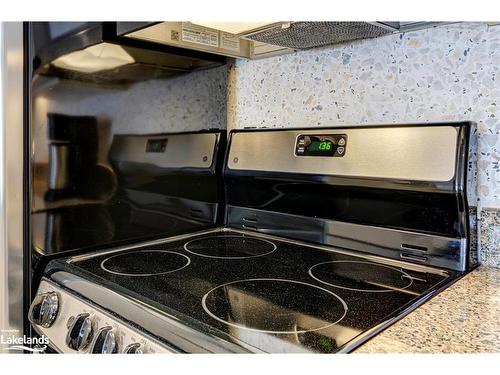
[243,22,397,49]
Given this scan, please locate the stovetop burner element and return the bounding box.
[100,250,191,277]
[308,260,413,293]
[184,235,277,259]
[202,278,348,334]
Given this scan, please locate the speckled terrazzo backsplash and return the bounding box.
[227,22,500,267]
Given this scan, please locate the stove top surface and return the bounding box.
[49,229,455,353]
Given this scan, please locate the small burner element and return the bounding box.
[101,250,190,277]
[202,278,347,334]
[184,235,277,259]
[308,260,413,293]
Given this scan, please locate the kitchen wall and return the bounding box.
[227,22,500,267]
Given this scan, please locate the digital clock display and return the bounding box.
[309,141,333,152]
[295,134,347,157]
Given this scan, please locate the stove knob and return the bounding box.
[91,326,117,354]
[123,343,143,354]
[28,292,59,328]
[66,313,94,351]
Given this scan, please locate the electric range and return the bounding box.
[28,123,477,353]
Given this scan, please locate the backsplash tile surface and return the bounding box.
[228,22,499,267]
[480,209,500,267]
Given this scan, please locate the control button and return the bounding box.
[91,326,117,354]
[338,138,346,146]
[337,147,345,155]
[66,313,94,351]
[124,343,143,354]
[298,138,305,145]
[297,147,305,153]
[28,292,59,328]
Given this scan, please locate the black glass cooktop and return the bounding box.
[49,229,455,353]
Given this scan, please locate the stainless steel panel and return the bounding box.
[0,22,24,349]
[110,132,217,169]
[228,126,458,182]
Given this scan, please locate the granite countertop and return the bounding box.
[355,266,500,353]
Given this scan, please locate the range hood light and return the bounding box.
[51,42,135,74]
[189,22,278,35]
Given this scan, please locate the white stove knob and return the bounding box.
[66,313,94,351]
[123,343,143,354]
[91,326,117,354]
[28,292,59,328]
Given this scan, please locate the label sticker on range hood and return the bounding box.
[181,23,241,52]
[181,22,219,47]
[220,33,241,52]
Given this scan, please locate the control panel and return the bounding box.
[295,134,347,157]
[29,279,174,353]
[228,127,459,182]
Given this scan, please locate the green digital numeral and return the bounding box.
[318,142,332,151]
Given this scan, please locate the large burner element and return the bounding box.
[309,261,413,293]
[202,278,347,334]
[100,250,190,277]
[184,235,276,259]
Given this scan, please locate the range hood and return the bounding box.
[121,21,450,60]
[31,22,228,85]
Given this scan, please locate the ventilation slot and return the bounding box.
[242,217,258,230]
[400,253,428,263]
[400,243,428,253]
[400,243,428,263]
[190,208,204,219]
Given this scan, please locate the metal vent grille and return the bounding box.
[245,22,395,50]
